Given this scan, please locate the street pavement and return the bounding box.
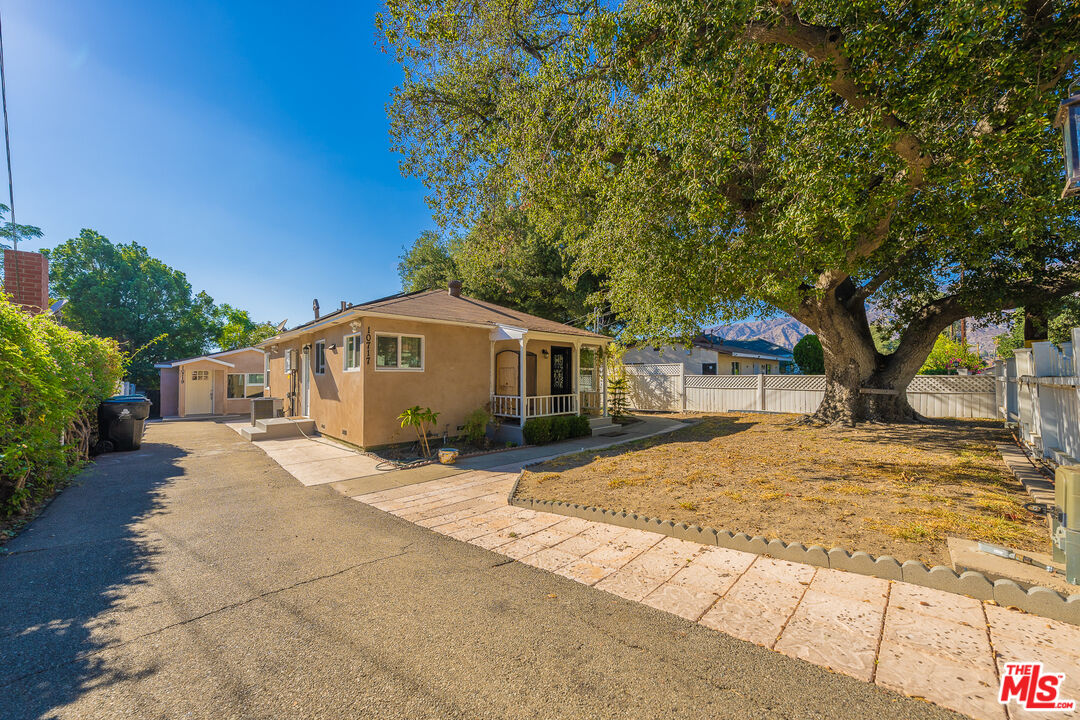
[0,420,963,720]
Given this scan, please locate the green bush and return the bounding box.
[571,414,591,437]
[1,296,124,516]
[523,414,592,445]
[462,408,490,446]
[522,416,552,445]
[550,415,572,442]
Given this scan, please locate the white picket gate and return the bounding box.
[997,328,1080,466]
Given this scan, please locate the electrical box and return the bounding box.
[284,348,297,374]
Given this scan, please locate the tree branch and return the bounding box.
[744,8,931,191]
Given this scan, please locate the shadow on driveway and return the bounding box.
[0,440,186,720]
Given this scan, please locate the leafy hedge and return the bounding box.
[1,297,124,516]
[522,414,591,445]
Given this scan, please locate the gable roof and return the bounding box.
[262,289,608,343]
[153,346,262,369]
[695,334,793,361]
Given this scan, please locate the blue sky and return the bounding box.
[5,0,431,324]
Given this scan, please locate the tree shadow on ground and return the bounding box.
[0,440,187,720]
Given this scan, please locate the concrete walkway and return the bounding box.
[351,471,1080,720]
[249,423,1080,720]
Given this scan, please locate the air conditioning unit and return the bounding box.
[284,348,297,374]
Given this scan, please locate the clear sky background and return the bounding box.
[4,0,431,324]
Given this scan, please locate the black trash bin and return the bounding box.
[98,395,152,452]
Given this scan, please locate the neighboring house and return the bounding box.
[155,347,267,417]
[623,334,794,375]
[257,282,611,448]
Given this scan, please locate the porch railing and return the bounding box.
[492,393,579,419]
[580,390,602,414]
[527,393,578,417]
[492,395,520,418]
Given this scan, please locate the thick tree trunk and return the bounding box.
[795,279,943,425]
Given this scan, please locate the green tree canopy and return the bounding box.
[399,207,602,322]
[215,304,278,351]
[793,334,825,374]
[920,334,984,374]
[46,230,220,389]
[0,203,42,249]
[380,0,1080,423]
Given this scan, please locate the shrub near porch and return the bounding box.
[516,413,1048,566]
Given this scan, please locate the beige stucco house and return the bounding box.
[156,347,267,417]
[257,283,611,448]
[622,335,794,375]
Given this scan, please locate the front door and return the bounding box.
[185,368,213,415]
[301,347,311,417]
[550,347,572,395]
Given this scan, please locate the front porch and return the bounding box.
[487,329,609,442]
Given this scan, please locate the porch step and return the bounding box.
[588,416,617,436]
[240,417,316,441]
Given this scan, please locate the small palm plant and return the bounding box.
[398,405,440,457]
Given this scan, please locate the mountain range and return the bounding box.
[707,317,810,350]
[708,315,1010,356]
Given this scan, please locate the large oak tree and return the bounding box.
[379,0,1080,423]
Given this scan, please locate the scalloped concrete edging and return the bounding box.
[510,472,1080,625]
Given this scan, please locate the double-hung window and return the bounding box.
[314,340,327,375]
[375,333,424,371]
[343,333,362,371]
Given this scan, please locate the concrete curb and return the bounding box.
[510,471,1080,625]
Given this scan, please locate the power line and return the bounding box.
[0,6,16,254]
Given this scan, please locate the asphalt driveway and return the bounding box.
[0,421,961,720]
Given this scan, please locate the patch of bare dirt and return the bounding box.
[516,413,1048,566]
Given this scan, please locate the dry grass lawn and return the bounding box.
[516,413,1049,566]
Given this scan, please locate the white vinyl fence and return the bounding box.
[996,328,1080,466]
[624,365,997,418]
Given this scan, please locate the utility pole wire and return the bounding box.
[0,6,17,256]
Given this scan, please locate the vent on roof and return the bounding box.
[448,280,462,297]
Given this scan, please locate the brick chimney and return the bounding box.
[448,280,462,297]
[3,249,49,314]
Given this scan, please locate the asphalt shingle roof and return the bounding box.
[281,289,607,340]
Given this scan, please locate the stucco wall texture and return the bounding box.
[265,315,591,449]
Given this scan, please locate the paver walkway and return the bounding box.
[246,429,1080,720]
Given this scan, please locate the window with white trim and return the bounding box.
[375,333,424,371]
[343,332,362,371]
[314,340,327,375]
[731,361,740,375]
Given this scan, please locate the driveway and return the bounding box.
[0,421,960,720]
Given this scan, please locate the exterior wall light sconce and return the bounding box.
[1055,87,1080,198]
[541,349,549,358]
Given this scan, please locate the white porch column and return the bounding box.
[489,340,495,398]
[572,340,581,413]
[601,346,609,417]
[519,335,528,423]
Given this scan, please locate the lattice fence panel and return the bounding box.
[684,374,757,389]
[763,375,826,391]
[624,364,683,377]
[907,375,995,394]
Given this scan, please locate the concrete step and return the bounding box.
[239,417,317,441]
[588,416,617,435]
